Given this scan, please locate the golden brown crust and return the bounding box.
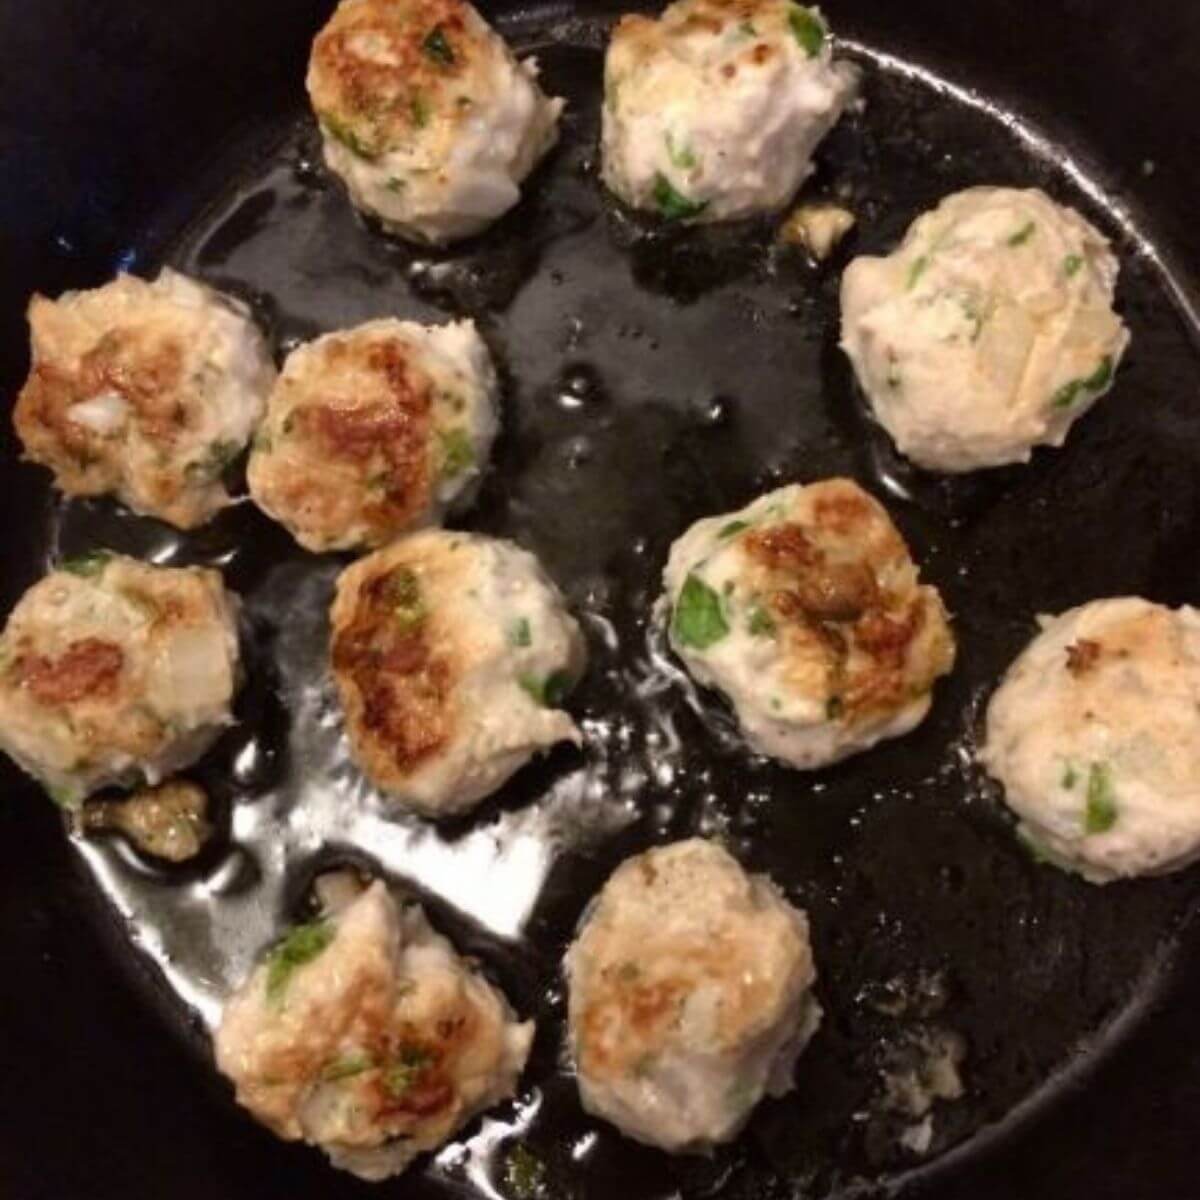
[12,637,124,707]
[252,332,439,550]
[309,0,480,155]
[331,563,453,781]
[15,316,188,499]
[741,482,950,724]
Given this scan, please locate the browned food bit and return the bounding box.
[84,779,213,863]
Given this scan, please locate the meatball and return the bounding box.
[330,531,586,816]
[14,269,275,528]
[602,0,857,223]
[0,553,241,807]
[662,478,956,769]
[840,187,1130,472]
[565,838,821,1152]
[307,0,564,244]
[247,319,498,553]
[982,598,1200,883]
[215,881,534,1181]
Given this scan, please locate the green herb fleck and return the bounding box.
[411,94,431,129]
[385,177,406,194]
[718,520,749,539]
[739,19,758,36]
[664,132,697,171]
[671,574,730,649]
[1061,762,1078,789]
[503,1143,549,1200]
[47,783,82,810]
[252,427,272,453]
[1007,221,1036,247]
[652,173,708,221]
[383,1046,434,1099]
[788,5,827,56]
[1063,253,1084,277]
[748,606,776,637]
[60,550,113,579]
[509,618,532,648]
[1084,762,1118,834]
[319,112,378,160]
[323,1053,372,1082]
[519,669,572,708]
[422,25,455,66]
[1051,355,1115,409]
[439,428,475,477]
[389,567,427,634]
[266,921,334,1002]
[906,255,930,290]
[188,439,240,480]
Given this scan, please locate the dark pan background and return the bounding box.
[2,2,1200,1199]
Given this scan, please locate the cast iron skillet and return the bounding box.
[2,2,1200,1198]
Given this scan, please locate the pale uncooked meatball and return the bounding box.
[307,0,563,244]
[330,531,586,816]
[840,187,1130,472]
[663,479,955,769]
[248,319,498,553]
[14,270,275,528]
[215,880,533,1181]
[0,553,241,807]
[982,598,1200,883]
[602,0,857,223]
[565,838,821,1152]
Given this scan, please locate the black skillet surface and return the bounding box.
[3,2,1200,1198]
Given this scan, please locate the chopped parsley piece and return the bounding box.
[439,428,475,477]
[319,112,377,160]
[383,1046,434,1098]
[664,132,698,171]
[718,520,749,538]
[1007,221,1036,247]
[323,1053,372,1082]
[1051,355,1115,409]
[747,606,776,637]
[385,177,406,193]
[906,255,930,290]
[739,19,758,36]
[503,1143,549,1200]
[266,921,334,1002]
[1061,762,1078,789]
[47,783,81,810]
[60,550,113,578]
[671,575,729,649]
[422,25,455,66]
[411,94,431,128]
[509,618,532,648]
[788,5,826,57]
[1084,762,1118,834]
[1063,253,1084,277]
[519,669,573,708]
[188,439,241,480]
[652,173,708,221]
[389,567,427,634]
